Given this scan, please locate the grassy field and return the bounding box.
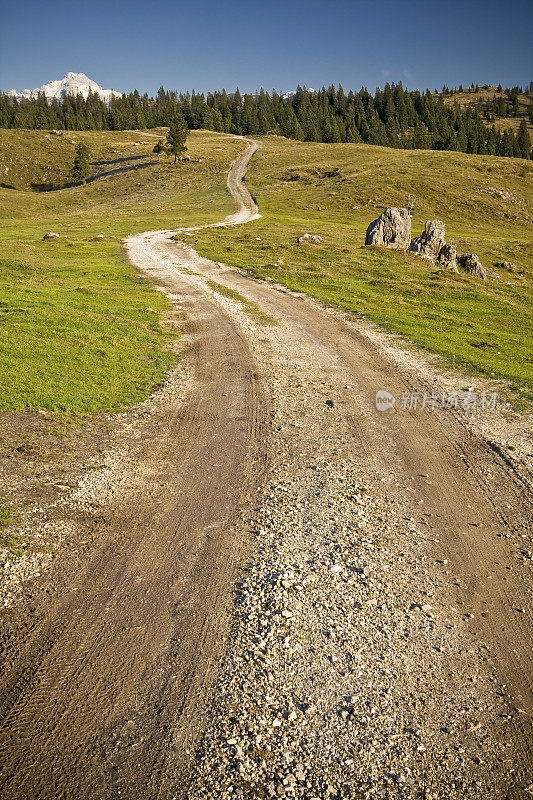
[192,137,533,398]
[0,129,245,412]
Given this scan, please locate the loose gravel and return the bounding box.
[179,277,520,799]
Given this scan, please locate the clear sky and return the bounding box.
[1,0,532,96]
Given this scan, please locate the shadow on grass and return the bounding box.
[30,158,158,192]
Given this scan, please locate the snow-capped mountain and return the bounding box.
[282,87,316,100]
[8,72,122,102]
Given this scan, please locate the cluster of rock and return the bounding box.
[408,219,448,262]
[365,208,496,278]
[457,252,487,279]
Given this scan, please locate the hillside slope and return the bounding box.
[438,84,533,144]
[193,136,533,396]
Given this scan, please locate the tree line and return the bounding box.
[1,82,531,160]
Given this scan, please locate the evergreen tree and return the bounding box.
[72,142,91,183]
[499,129,515,157]
[412,121,431,149]
[281,105,303,139]
[166,113,188,162]
[517,119,531,159]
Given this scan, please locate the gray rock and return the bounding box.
[365,207,411,250]
[437,243,458,272]
[409,220,446,261]
[457,253,487,279]
[43,232,59,240]
[297,233,323,244]
[494,261,520,274]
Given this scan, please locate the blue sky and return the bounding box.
[1,0,532,95]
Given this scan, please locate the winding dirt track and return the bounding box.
[0,137,531,798]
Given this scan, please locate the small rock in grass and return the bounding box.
[297,233,323,244]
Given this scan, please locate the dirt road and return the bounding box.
[0,138,531,798]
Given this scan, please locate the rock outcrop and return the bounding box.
[408,220,459,271]
[436,243,458,272]
[365,210,502,279]
[365,208,411,250]
[408,220,446,261]
[457,253,487,279]
[297,233,323,244]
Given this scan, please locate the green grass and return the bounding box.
[0,129,246,412]
[192,137,533,398]
[0,507,15,526]
[206,280,278,326]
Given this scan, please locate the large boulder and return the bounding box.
[365,207,411,250]
[457,253,487,279]
[409,220,446,261]
[437,243,458,272]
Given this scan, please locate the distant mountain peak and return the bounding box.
[282,87,316,100]
[8,72,122,102]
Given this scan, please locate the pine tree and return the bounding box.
[499,129,515,157]
[72,142,91,183]
[166,113,188,162]
[200,105,213,130]
[281,106,303,140]
[517,119,531,159]
[412,121,430,150]
[345,124,361,143]
[153,139,167,155]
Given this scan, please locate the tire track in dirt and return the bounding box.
[0,141,267,798]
